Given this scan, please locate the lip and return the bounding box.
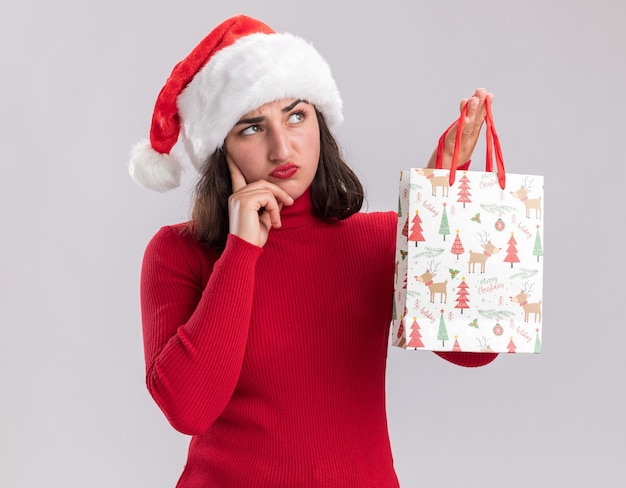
[270,163,299,180]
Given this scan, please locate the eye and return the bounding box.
[240,125,261,136]
[288,111,305,124]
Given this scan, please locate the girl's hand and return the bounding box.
[427,87,494,169]
[227,158,294,248]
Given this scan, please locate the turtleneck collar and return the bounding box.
[277,187,318,229]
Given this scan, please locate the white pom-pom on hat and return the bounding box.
[128,14,343,192]
[129,140,183,192]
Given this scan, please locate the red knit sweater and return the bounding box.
[140,189,496,487]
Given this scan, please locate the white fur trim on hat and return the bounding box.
[129,140,184,192]
[178,32,343,171]
[128,14,343,192]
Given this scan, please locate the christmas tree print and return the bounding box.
[533,225,543,262]
[457,172,472,208]
[439,203,450,241]
[503,232,520,268]
[402,186,409,202]
[392,170,544,354]
[401,217,409,239]
[396,318,405,341]
[408,211,425,247]
[394,318,406,347]
[454,277,470,314]
[407,318,424,348]
[437,309,449,347]
[507,337,517,353]
[451,230,464,260]
[534,328,542,354]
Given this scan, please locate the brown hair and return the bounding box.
[189,110,364,251]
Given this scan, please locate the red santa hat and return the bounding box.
[129,14,343,191]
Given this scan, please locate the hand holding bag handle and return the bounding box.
[435,97,506,189]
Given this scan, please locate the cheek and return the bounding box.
[309,141,321,171]
[226,148,262,182]
[301,131,321,165]
[237,164,263,184]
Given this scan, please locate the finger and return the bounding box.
[459,88,487,112]
[463,97,481,133]
[226,156,248,193]
[474,91,494,129]
[473,87,487,99]
[234,188,282,230]
[462,88,487,117]
[472,88,490,118]
[464,91,491,134]
[230,184,291,228]
[258,209,274,233]
[261,197,284,228]
[243,179,295,207]
[458,99,481,136]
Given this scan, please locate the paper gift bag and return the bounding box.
[392,100,544,354]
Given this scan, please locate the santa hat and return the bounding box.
[129,14,343,192]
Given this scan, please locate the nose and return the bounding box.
[268,127,291,164]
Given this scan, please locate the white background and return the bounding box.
[1,1,624,487]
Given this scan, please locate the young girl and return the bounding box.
[130,14,496,488]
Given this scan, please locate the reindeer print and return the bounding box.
[511,177,542,219]
[510,282,542,323]
[414,260,448,303]
[476,336,495,353]
[468,231,501,273]
[392,168,544,353]
[417,168,449,197]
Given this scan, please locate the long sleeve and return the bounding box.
[140,227,263,435]
[434,350,498,367]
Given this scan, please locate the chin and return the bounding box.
[287,188,307,200]
[279,180,311,200]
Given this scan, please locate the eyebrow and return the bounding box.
[235,99,306,125]
[283,99,305,112]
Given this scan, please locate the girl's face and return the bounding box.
[224,98,320,200]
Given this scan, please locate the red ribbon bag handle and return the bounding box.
[435,97,506,189]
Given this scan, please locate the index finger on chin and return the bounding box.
[226,157,248,193]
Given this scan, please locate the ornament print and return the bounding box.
[392,169,544,354]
